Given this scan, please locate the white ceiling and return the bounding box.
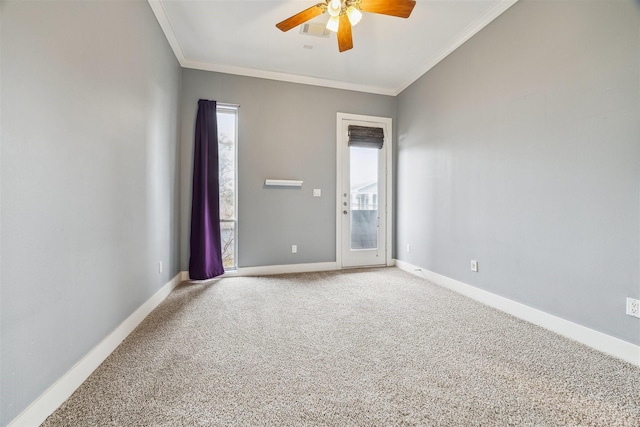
[149,0,517,95]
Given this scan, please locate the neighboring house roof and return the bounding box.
[352,181,377,194]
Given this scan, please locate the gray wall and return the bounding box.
[180,70,396,269]
[396,0,640,344]
[2,0,638,424]
[0,1,182,425]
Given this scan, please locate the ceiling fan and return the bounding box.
[276,0,416,53]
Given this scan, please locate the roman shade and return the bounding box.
[348,125,384,149]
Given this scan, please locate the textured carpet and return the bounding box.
[42,268,640,426]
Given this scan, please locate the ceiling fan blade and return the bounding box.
[276,3,326,32]
[337,14,353,52]
[359,0,416,18]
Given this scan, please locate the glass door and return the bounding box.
[338,116,389,267]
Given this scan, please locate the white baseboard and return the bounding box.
[15,261,635,426]
[183,261,340,282]
[234,261,339,276]
[8,272,184,427]
[394,259,640,367]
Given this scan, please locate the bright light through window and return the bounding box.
[217,106,238,270]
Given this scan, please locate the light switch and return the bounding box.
[313,189,321,197]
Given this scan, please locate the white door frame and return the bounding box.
[336,112,393,268]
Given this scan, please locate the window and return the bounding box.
[217,105,238,270]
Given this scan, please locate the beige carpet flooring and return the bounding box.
[42,268,640,426]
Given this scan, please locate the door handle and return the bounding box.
[343,210,348,215]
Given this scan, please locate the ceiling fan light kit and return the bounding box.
[326,15,341,32]
[346,6,363,26]
[327,0,342,17]
[276,0,416,53]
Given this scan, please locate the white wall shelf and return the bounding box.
[265,179,303,187]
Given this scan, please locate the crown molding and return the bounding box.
[149,0,519,97]
[147,0,186,64]
[180,59,397,96]
[395,0,519,95]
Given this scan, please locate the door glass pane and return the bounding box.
[350,146,378,250]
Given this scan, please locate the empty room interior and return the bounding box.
[1,0,640,425]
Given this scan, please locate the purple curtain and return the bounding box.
[189,99,225,280]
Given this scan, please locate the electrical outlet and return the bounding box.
[627,297,640,318]
[158,261,163,274]
[470,260,478,272]
[292,245,297,254]
[406,244,411,253]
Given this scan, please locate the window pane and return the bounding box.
[350,146,378,250]
[218,110,235,221]
[220,221,235,269]
[217,107,237,271]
